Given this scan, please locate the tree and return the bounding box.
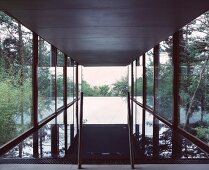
[111,76,128,96]
[160,11,209,132]
[98,85,111,96]
[81,80,94,96]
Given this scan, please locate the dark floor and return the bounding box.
[1,164,209,170]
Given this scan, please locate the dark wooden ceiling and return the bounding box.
[0,0,209,66]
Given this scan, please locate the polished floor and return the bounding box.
[0,164,209,170]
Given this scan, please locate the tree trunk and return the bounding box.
[200,94,204,124]
[184,55,209,129]
[18,23,24,125]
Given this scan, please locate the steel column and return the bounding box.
[142,54,146,155]
[32,32,39,158]
[172,31,182,159]
[64,54,68,152]
[76,63,79,133]
[153,44,160,158]
[78,92,83,169]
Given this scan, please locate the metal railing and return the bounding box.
[132,98,209,155]
[0,98,79,156]
[127,92,134,169]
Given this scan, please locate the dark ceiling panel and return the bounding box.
[0,0,209,9]
[6,8,197,28]
[0,0,209,66]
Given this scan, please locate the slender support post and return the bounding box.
[142,54,146,155]
[131,62,134,119]
[153,44,160,158]
[51,45,57,124]
[32,32,39,158]
[51,124,59,158]
[64,54,68,152]
[127,92,134,169]
[172,31,182,159]
[70,124,74,146]
[76,63,79,133]
[78,92,83,169]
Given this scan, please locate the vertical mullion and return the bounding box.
[32,32,39,158]
[51,45,58,156]
[131,62,134,124]
[172,31,181,159]
[51,46,57,117]
[153,45,159,112]
[76,63,79,133]
[142,54,146,156]
[153,44,160,158]
[64,54,68,152]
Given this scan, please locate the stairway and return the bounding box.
[65,124,130,163]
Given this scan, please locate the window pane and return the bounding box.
[145,112,153,157]
[156,37,173,121]
[179,10,209,146]
[57,50,64,108]
[146,49,154,108]
[0,11,32,146]
[135,56,143,103]
[38,38,55,121]
[67,57,74,103]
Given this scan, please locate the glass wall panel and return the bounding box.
[156,37,173,121]
[38,38,55,121]
[57,112,65,157]
[66,57,75,147]
[38,119,57,158]
[134,57,143,143]
[145,111,153,157]
[135,56,143,103]
[181,135,209,159]
[57,50,64,108]
[67,57,74,103]
[3,134,33,158]
[146,49,154,108]
[67,106,74,147]
[158,120,172,158]
[179,10,209,145]
[0,11,32,146]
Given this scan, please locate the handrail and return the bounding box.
[0,98,79,156]
[132,98,209,154]
[78,92,83,169]
[127,92,134,169]
[132,98,172,127]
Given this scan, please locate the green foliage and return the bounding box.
[112,77,129,96]
[195,127,209,142]
[81,80,95,96]
[81,80,112,96]
[98,85,111,96]
[111,76,128,96]
[0,79,32,144]
[134,77,143,96]
[81,76,129,97]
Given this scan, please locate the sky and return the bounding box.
[81,66,129,86]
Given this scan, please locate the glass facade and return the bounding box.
[1,8,209,163]
[38,38,55,121]
[0,11,33,146]
[56,50,64,108]
[133,10,209,159]
[179,11,209,145]
[0,11,78,157]
[156,38,173,121]
[145,49,154,108]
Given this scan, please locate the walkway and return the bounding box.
[0,164,209,170]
